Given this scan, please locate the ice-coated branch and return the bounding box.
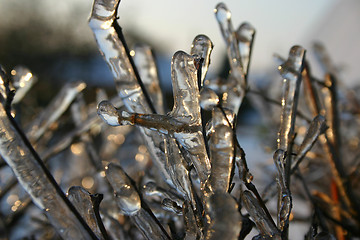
[0,104,97,239]
[132,44,165,115]
[277,45,306,151]
[105,163,171,240]
[190,34,213,87]
[204,193,241,240]
[214,3,249,113]
[67,186,107,239]
[26,81,86,143]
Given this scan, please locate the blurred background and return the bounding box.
[0,0,359,91]
[0,1,359,239]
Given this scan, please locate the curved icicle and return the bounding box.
[190,34,213,87]
[235,22,255,78]
[105,163,171,240]
[169,51,210,184]
[214,3,246,113]
[272,150,291,231]
[292,115,327,170]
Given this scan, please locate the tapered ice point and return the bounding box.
[190,35,213,86]
[277,45,306,151]
[11,66,37,104]
[67,186,104,239]
[214,3,246,113]
[236,22,255,77]
[214,3,234,44]
[242,191,280,238]
[204,192,241,240]
[292,115,327,170]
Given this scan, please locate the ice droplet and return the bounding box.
[106,163,170,239]
[235,22,255,77]
[105,163,141,215]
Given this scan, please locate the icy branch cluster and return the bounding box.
[0,1,359,240]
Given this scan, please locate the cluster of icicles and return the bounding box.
[1,0,352,239]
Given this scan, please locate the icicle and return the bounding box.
[204,124,234,196]
[242,190,280,238]
[272,149,291,231]
[164,137,195,207]
[89,0,175,188]
[190,34,213,86]
[0,104,96,239]
[277,45,306,151]
[235,22,255,77]
[214,3,246,113]
[292,115,327,170]
[67,186,105,239]
[169,51,210,184]
[10,66,37,104]
[183,200,201,240]
[105,163,170,240]
[204,192,241,240]
[132,44,165,114]
[235,144,253,184]
[26,81,86,143]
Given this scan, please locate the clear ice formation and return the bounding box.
[242,190,280,239]
[190,34,213,86]
[277,46,306,151]
[0,102,95,239]
[10,66,37,104]
[67,186,104,239]
[105,163,171,240]
[292,115,327,171]
[204,192,241,240]
[26,81,86,143]
[0,0,342,238]
[214,3,247,113]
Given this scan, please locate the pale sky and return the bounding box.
[3,0,353,85]
[117,0,338,75]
